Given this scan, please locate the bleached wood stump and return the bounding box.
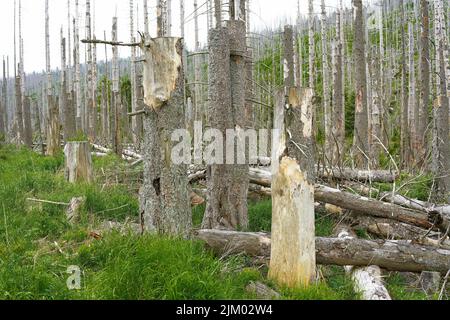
[64,142,93,183]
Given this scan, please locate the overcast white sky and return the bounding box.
[0,0,353,74]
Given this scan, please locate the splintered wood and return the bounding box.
[269,157,316,287]
[142,38,182,111]
[64,142,93,183]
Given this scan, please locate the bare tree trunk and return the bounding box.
[408,19,419,168]
[47,96,60,156]
[352,0,369,168]
[64,141,93,183]
[61,31,69,142]
[332,1,345,167]
[201,15,248,230]
[400,0,410,169]
[0,58,6,139]
[195,229,450,274]
[140,38,191,236]
[321,0,332,166]
[418,0,430,166]
[308,0,315,88]
[432,0,450,202]
[23,96,32,147]
[111,17,121,156]
[75,0,82,132]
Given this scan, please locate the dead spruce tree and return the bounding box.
[201,1,249,231]
[352,0,369,168]
[432,0,450,202]
[139,6,191,236]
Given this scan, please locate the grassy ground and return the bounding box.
[0,144,436,300]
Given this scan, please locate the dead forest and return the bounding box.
[0,0,450,301]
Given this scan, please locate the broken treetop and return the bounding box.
[142,37,182,111]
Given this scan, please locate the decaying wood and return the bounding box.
[140,37,191,236]
[64,142,93,183]
[142,37,182,110]
[66,196,85,224]
[336,227,392,300]
[269,157,316,287]
[246,281,280,300]
[195,229,450,273]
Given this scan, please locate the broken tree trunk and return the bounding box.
[64,141,93,183]
[46,96,61,156]
[269,86,316,287]
[140,37,191,236]
[201,23,248,230]
[195,229,450,274]
[336,227,392,300]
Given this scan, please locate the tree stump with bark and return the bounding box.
[64,142,93,183]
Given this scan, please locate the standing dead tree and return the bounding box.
[201,1,249,231]
[352,0,369,168]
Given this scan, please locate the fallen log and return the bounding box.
[194,229,450,274]
[337,227,391,300]
[242,174,433,229]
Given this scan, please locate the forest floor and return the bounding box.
[0,144,439,300]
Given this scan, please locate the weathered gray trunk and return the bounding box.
[418,0,430,165]
[64,142,93,183]
[201,23,249,231]
[195,229,450,274]
[140,37,191,236]
[352,0,369,168]
[22,96,32,147]
[111,17,121,156]
[46,96,60,156]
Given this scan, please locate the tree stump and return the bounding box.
[64,142,93,183]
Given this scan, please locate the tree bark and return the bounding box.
[352,0,369,168]
[195,229,450,274]
[64,141,93,183]
[140,37,191,236]
[336,227,392,300]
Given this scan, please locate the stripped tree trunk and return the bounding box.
[418,0,430,166]
[75,0,82,132]
[308,0,315,88]
[22,96,32,147]
[352,0,369,168]
[111,17,122,156]
[337,227,391,300]
[400,0,410,168]
[130,0,139,145]
[46,96,60,156]
[321,0,332,166]
[269,89,316,288]
[432,0,450,202]
[64,141,93,183]
[332,1,345,167]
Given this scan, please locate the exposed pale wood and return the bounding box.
[64,142,93,183]
[66,197,85,224]
[336,227,391,300]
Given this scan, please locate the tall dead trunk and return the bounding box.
[201,16,249,230]
[74,0,82,132]
[0,58,6,139]
[418,0,430,166]
[130,0,139,145]
[408,19,419,168]
[23,96,32,148]
[352,0,369,168]
[321,0,332,166]
[332,1,345,167]
[140,37,191,236]
[308,0,315,88]
[47,96,60,156]
[400,0,410,169]
[432,0,450,202]
[111,17,121,156]
[61,31,69,142]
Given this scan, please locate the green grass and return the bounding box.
[0,144,441,300]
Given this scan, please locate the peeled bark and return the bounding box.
[140,37,191,236]
[269,157,316,287]
[352,0,369,168]
[64,141,93,183]
[195,229,450,274]
[22,96,32,147]
[46,96,60,156]
[337,227,391,300]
